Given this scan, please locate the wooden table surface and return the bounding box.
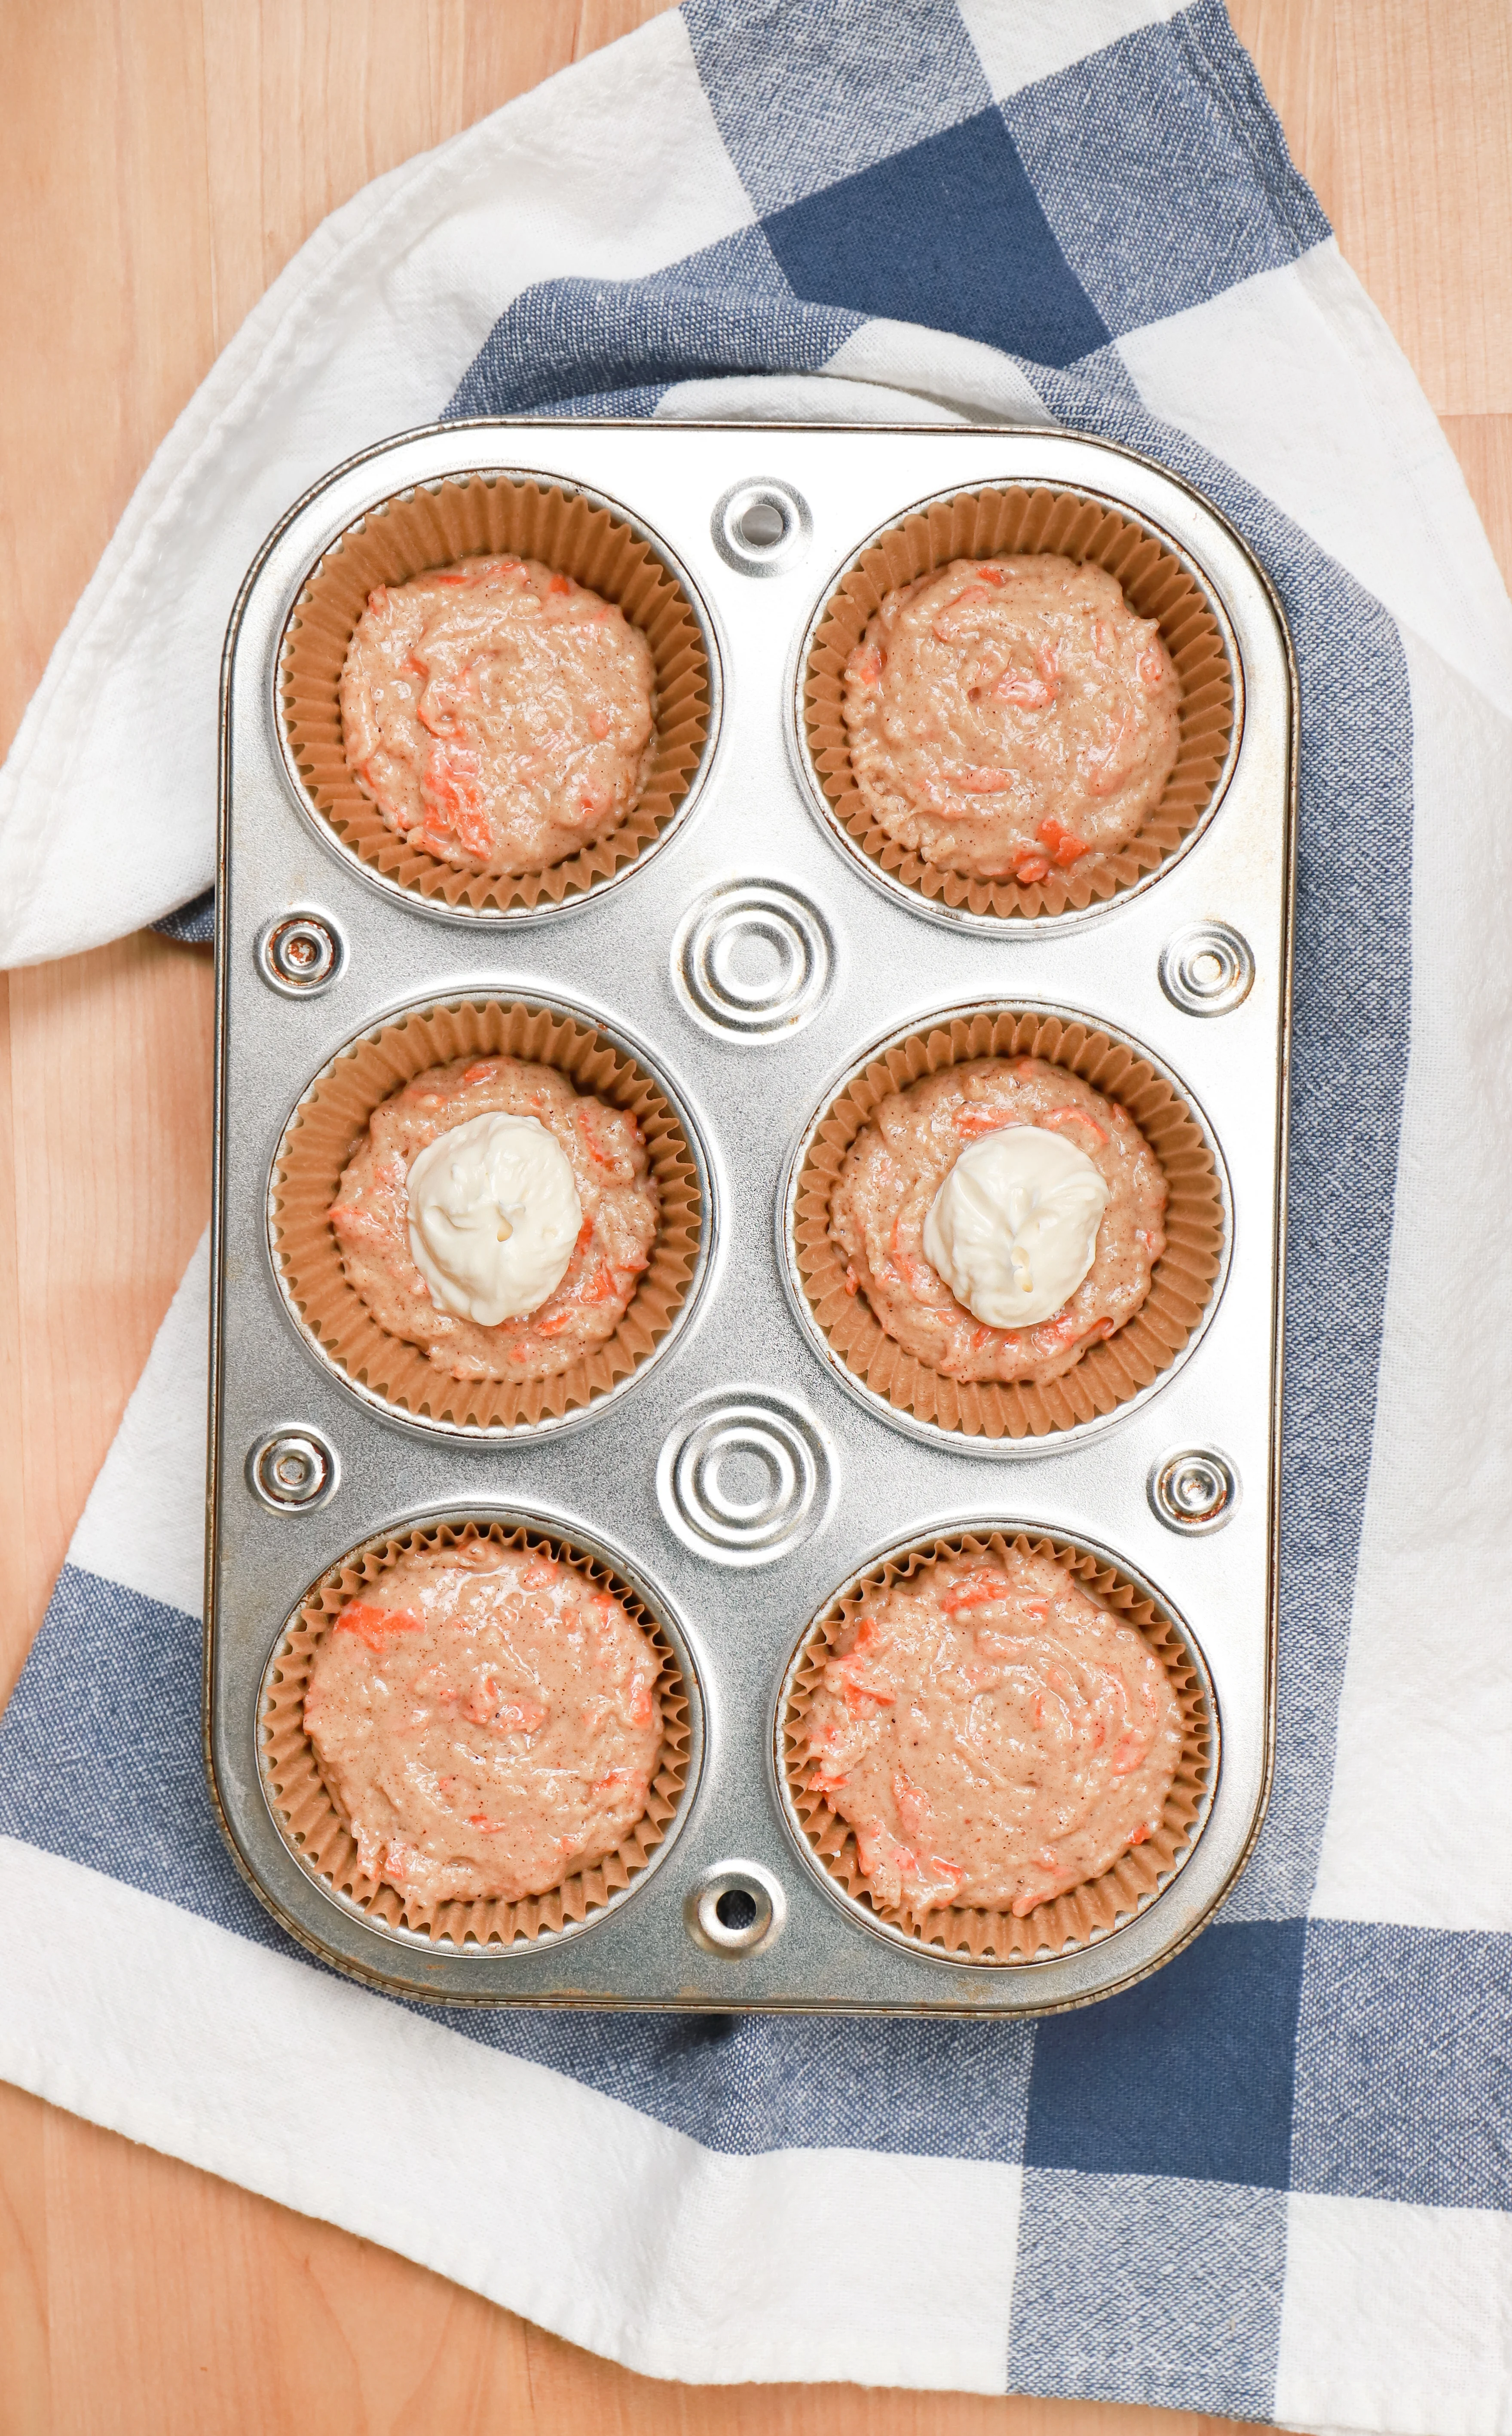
[1,6,1507,2430]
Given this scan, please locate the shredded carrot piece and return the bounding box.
[336,1602,425,1653]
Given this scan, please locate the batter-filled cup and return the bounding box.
[270,996,705,1432]
[801,484,1238,921]
[261,1518,695,1947]
[280,473,714,912]
[780,1528,1215,1963]
[789,1006,1226,1441]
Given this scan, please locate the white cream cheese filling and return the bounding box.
[406,1111,582,1326]
[923,1125,1109,1329]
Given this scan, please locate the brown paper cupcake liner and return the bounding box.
[792,1007,1226,1440]
[270,996,704,1433]
[802,483,1238,920]
[261,1519,694,1948]
[280,473,714,912]
[782,1530,1215,1963]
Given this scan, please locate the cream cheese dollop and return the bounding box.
[923,1125,1109,1330]
[406,1112,583,1326]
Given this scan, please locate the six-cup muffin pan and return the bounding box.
[207,421,1295,2014]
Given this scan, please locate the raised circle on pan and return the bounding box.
[773,1522,1219,1968]
[1159,921,1255,1017]
[684,1860,787,1956]
[673,880,834,1039]
[1149,1448,1238,1533]
[257,1506,704,1955]
[247,1427,339,1511]
[257,912,343,995]
[657,1388,834,1567]
[711,478,813,577]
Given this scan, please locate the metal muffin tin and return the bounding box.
[208,420,1295,2015]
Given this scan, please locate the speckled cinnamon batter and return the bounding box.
[303,1540,664,1908]
[330,1054,659,1383]
[842,555,1180,884]
[339,555,656,876]
[829,1057,1166,1386]
[800,1548,1184,1919]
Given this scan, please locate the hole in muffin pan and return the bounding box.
[266,989,713,1441]
[685,1861,787,1956]
[257,1510,704,1953]
[710,477,813,577]
[794,478,1243,931]
[775,1524,1218,1968]
[781,999,1230,1452]
[276,470,722,921]
[740,502,784,550]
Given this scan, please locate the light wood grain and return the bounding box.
[1229,0,1512,591]
[0,3,1508,2431]
[1230,0,1512,417]
[0,2078,1238,2436]
[0,937,214,1707]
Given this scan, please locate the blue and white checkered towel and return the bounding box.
[3,5,1511,2427]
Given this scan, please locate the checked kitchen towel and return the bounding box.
[3,4,1512,2428]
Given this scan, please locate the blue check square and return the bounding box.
[760,109,1110,370]
[1023,1919,1308,2188]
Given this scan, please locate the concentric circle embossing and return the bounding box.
[673,881,834,1039]
[1159,922,1255,1017]
[657,1388,834,1566]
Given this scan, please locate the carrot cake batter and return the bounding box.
[340,555,656,875]
[304,1539,664,1907]
[330,1053,659,1383]
[800,1547,1183,1918]
[829,1056,1166,1387]
[841,554,1180,884]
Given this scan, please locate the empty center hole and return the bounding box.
[738,498,786,548]
[716,1887,758,1932]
